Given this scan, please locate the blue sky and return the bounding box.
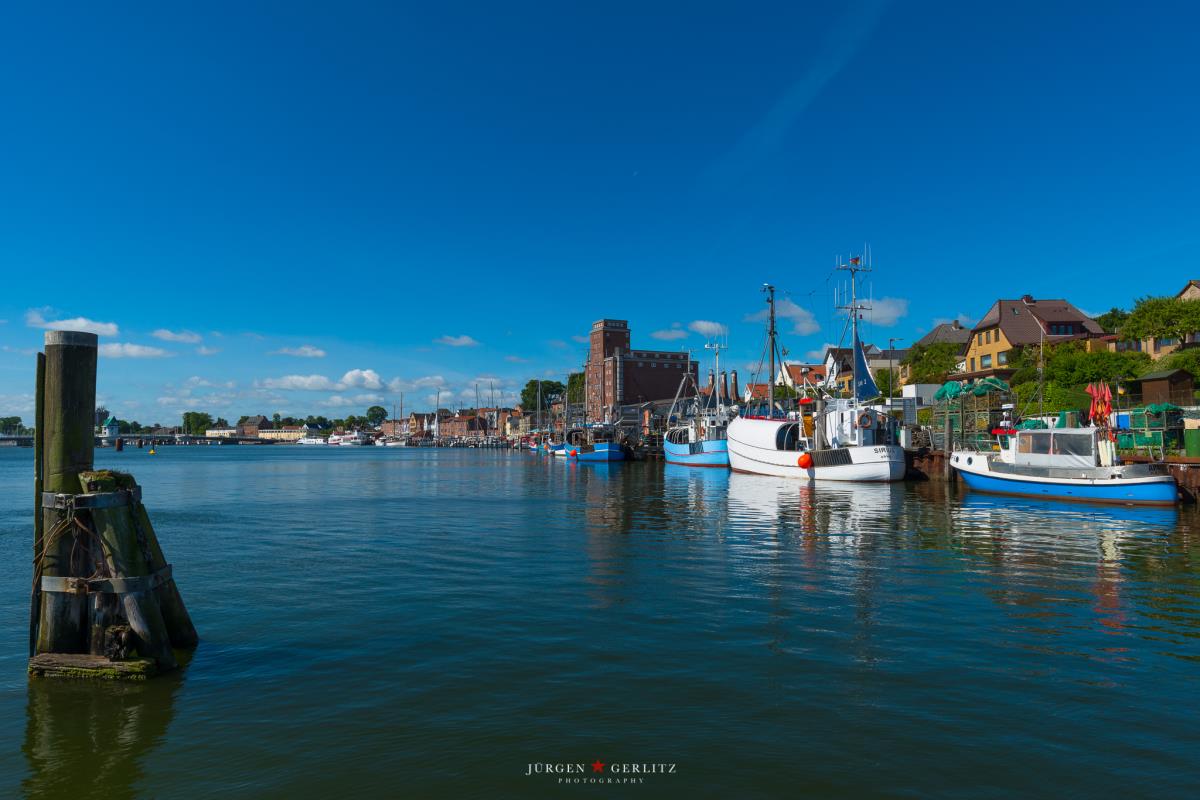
[2,1,1197,423]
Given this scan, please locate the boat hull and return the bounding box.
[566,443,625,462]
[663,438,729,468]
[953,454,1177,506]
[727,417,904,481]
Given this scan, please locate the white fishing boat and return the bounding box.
[726,269,906,482]
[295,435,327,445]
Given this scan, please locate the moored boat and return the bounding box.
[296,435,327,445]
[663,341,733,468]
[952,426,1177,506]
[726,272,905,482]
[564,426,625,462]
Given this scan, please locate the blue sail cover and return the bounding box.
[853,333,880,401]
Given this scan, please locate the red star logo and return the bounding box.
[591,759,606,773]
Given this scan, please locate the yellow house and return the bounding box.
[959,295,1106,379]
[1108,279,1200,358]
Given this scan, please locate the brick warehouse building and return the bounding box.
[584,319,697,422]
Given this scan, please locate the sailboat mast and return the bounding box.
[767,285,777,416]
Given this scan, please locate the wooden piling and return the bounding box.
[29,352,45,658]
[35,331,97,656]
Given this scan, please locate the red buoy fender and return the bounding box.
[797,452,813,469]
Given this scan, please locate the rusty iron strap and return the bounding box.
[40,564,172,596]
[41,487,142,511]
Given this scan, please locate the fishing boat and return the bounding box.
[951,382,1178,507]
[296,435,327,445]
[726,270,906,482]
[564,426,625,462]
[663,342,733,468]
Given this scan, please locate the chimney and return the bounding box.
[731,370,740,401]
[720,371,729,403]
[1021,294,1035,304]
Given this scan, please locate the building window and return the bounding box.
[1115,340,1141,352]
[969,357,975,371]
[1154,337,1179,349]
[997,350,1008,365]
[981,354,993,369]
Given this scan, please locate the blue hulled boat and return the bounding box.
[564,426,625,462]
[662,342,734,468]
[952,427,1177,506]
[663,435,729,467]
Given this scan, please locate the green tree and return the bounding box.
[215,417,229,428]
[94,406,110,427]
[0,415,23,434]
[366,405,388,427]
[1120,296,1200,345]
[1093,307,1129,334]
[520,379,565,411]
[566,372,585,404]
[873,368,899,398]
[1163,347,1200,380]
[272,413,282,428]
[901,342,962,384]
[181,411,214,435]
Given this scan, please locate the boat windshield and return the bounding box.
[1015,430,1095,468]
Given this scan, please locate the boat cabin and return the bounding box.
[999,427,1114,469]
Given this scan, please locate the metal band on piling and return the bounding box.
[44,330,99,348]
[41,565,173,596]
[40,488,142,511]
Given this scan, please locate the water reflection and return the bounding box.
[23,670,184,799]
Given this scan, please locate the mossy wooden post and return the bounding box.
[29,352,45,657]
[80,470,177,670]
[132,502,198,648]
[35,330,97,656]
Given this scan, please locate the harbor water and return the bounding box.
[0,447,1198,797]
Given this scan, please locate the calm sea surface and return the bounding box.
[0,446,1198,798]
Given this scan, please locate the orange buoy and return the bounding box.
[797,453,813,469]
[570,449,578,457]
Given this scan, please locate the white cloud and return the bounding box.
[339,369,383,390]
[571,335,588,343]
[505,355,528,363]
[257,368,383,392]
[435,335,479,347]
[271,345,326,358]
[805,343,837,361]
[688,320,728,337]
[259,374,338,391]
[547,339,567,349]
[152,328,202,344]
[320,393,385,408]
[387,375,449,393]
[868,297,909,327]
[99,343,171,358]
[931,313,975,328]
[651,329,688,341]
[184,376,235,389]
[25,308,119,337]
[196,346,220,356]
[746,298,819,335]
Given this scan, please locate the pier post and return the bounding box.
[34,331,98,655]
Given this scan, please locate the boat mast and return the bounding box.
[837,256,871,407]
[764,283,776,417]
[705,339,726,414]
